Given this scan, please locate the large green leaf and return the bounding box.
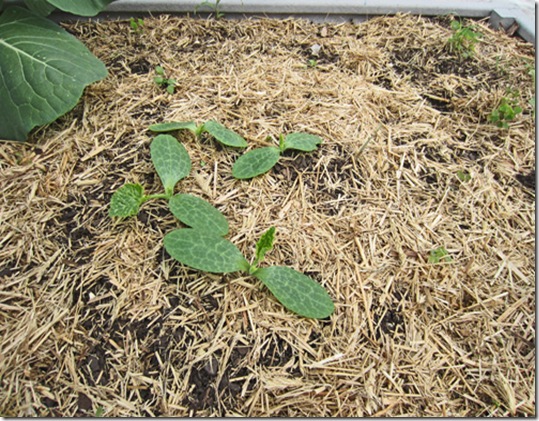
[164,229,249,274]
[46,0,115,16]
[253,266,334,319]
[150,134,191,196]
[202,120,248,148]
[23,0,56,16]
[109,183,144,217]
[169,194,229,236]
[0,7,108,141]
[232,147,281,179]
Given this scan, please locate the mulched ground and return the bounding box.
[0,13,535,417]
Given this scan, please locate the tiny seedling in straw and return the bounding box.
[231,132,322,179]
[154,66,177,95]
[149,120,248,148]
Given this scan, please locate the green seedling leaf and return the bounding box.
[232,147,281,179]
[109,183,144,217]
[164,228,249,273]
[0,6,108,141]
[428,247,452,264]
[169,194,229,236]
[253,226,275,270]
[202,120,248,148]
[148,121,198,134]
[282,132,323,152]
[150,134,191,196]
[457,170,471,182]
[253,266,334,319]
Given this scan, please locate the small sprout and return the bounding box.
[154,66,176,94]
[428,247,453,264]
[457,170,471,182]
[447,18,482,59]
[232,132,322,179]
[129,17,144,34]
[94,406,105,417]
[195,0,224,19]
[488,90,523,129]
[307,59,318,68]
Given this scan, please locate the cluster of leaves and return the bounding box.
[0,0,115,141]
[428,247,453,264]
[129,17,144,34]
[110,128,334,319]
[488,89,523,129]
[447,19,482,59]
[149,121,322,179]
[154,66,177,95]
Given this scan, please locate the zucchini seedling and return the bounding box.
[149,120,248,148]
[232,132,322,179]
[109,134,334,319]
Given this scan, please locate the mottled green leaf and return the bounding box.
[169,194,229,236]
[203,120,248,148]
[164,229,249,274]
[232,147,281,179]
[253,266,334,319]
[109,183,144,217]
[150,134,191,196]
[148,121,198,134]
[282,132,322,152]
[23,0,56,16]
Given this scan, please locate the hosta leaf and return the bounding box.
[46,0,115,16]
[164,229,248,274]
[203,120,248,148]
[150,134,191,196]
[282,132,322,152]
[169,194,229,236]
[0,7,108,141]
[232,147,281,179]
[253,266,334,319]
[23,0,56,16]
[148,121,198,134]
[109,183,144,217]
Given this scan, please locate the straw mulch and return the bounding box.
[0,13,535,417]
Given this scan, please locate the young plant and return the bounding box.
[232,132,322,179]
[164,225,335,319]
[195,0,224,19]
[488,90,523,129]
[109,134,191,217]
[129,17,144,34]
[149,120,248,148]
[428,247,453,264]
[154,66,177,95]
[447,19,482,59]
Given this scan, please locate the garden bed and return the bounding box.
[0,13,535,416]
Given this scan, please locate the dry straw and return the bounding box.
[0,13,535,416]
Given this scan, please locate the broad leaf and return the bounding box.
[23,0,56,16]
[254,226,275,267]
[164,229,249,274]
[150,134,191,196]
[109,183,144,217]
[148,121,198,135]
[232,147,281,179]
[282,132,322,152]
[203,120,248,148]
[0,7,108,141]
[169,194,229,236]
[46,0,115,16]
[253,266,334,319]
